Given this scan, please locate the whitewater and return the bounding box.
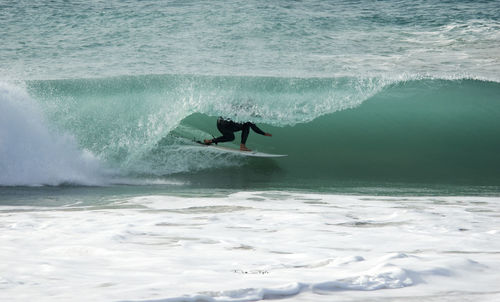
[1,0,500,301]
[1,190,500,302]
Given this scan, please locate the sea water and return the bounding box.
[1,0,500,301]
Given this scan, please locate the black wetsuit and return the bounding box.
[212,117,266,145]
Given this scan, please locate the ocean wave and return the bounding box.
[2,75,499,186]
[170,77,500,186]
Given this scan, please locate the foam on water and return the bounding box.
[1,192,499,301]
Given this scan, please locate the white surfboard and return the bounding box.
[196,142,287,158]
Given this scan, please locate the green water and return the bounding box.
[177,79,500,188]
[18,76,499,190]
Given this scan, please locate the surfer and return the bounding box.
[203,117,272,151]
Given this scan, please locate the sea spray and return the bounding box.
[0,82,106,186]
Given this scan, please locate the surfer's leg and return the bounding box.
[212,119,236,143]
[241,123,250,144]
[239,123,251,151]
[205,119,236,144]
[212,132,235,144]
[204,132,234,144]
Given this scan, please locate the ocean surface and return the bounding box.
[1,0,500,301]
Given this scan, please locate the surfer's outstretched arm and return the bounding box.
[241,123,271,144]
[249,123,265,135]
[239,123,272,151]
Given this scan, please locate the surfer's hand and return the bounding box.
[264,133,272,137]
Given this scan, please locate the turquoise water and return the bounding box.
[22,76,500,190]
[1,0,500,192]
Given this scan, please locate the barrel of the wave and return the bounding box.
[176,79,500,189]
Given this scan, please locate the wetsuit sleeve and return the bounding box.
[250,123,266,135]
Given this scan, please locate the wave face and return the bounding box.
[24,74,386,177]
[7,75,497,188]
[177,79,500,188]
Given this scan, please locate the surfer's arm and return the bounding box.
[249,123,266,135]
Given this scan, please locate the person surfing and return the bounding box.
[203,117,272,151]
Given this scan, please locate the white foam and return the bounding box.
[0,82,108,186]
[1,192,499,301]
